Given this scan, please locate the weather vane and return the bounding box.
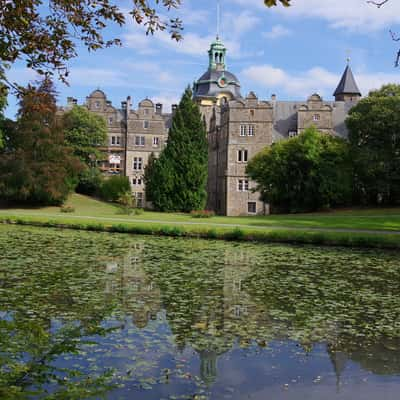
[346,49,351,64]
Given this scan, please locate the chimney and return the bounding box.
[271,94,277,101]
[172,104,178,113]
[106,100,112,106]
[156,103,163,115]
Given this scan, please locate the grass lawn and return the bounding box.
[1,193,400,233]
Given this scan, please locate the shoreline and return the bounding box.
[2,214,399,250]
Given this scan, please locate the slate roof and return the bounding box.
[194,69,242,100]
[333,65,361,96]
[272,101,353,140]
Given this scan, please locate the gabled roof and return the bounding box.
[333,65,361,96]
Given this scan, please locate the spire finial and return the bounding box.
[217,0,221,40]
[346,49,351,65]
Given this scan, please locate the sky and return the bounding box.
[5,0,400,117]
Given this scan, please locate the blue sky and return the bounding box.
[5,0,400,117]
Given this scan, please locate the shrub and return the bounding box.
[60,205,75,213]
[100,176,131,202]
[190,210,215,218]
[76,168,103,196]
[225,227,246,241]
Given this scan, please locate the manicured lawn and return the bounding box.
[1,193,400,232]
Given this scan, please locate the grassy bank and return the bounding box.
[1,193,400,249]
[1,212,400,250]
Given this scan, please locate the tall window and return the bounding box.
[117,136,121,145]
[248,202,257,214]
[111,136,116,145]
[135,192,144,208]
[153,137,159,147]
[143,120,149,129]
[240,125,247,137]
[135,136,145,146]
[238,149,248,163]
[248,125,255,136]
[133,157,143,171]
[108,117,113,125]
[238,179,249,192]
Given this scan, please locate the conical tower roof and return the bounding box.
[333,65,361,97]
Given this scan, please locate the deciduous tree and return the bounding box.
[347,84,400,205]
[246,127,352,213]
[63,105,108,165]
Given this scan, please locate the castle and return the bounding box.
[62,37,362,215]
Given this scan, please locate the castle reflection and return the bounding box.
[103,241,400,387]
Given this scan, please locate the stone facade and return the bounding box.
[194,39,362,216]
[61,91,173,208]
[61,38,361,216]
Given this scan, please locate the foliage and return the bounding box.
[190,210,215,218]
[0,1,183,88]
[100,175,131,202]
[76,167,104,196]
[145,87,208,212]
[117,191,135,215]
[62,105,108,166]
[247,126,353,213]
[347,84,400,205]
[0,78,82,205]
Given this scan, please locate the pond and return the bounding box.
[1,225,400,399]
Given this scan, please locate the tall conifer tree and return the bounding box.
[145,87,208,212]
[0,79,82,205]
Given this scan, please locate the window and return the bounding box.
[313,114,321,121]
[153,137,159,147]
[133,157,143,171]
[248,125,255,136]
[144,108,149,115]
[143,120,149,129]
[94,101,100,109]
[250,109,255,117]
[108,117,113,125]
[238,179,249,192]
[132,177,142,186]
[135,192,144,208]
[288,130,298,138]
[111,136,121,146]
[135,136,145,146]
[238,149,248,163]
[240,125,247,137]
[248,202,257,214]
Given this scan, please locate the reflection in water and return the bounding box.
[1,225,400,399]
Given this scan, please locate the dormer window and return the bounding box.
[94,101,100,109]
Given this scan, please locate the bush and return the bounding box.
[100,176,131,202]
[76,168,103,196]
[60,205,75,213]
[190,210,215,218]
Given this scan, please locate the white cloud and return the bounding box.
[223,11,261,38]
[232,0,400,32]
[242,64,400,98]
[263,25,292,39]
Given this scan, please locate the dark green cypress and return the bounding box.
[145,87,208,212]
